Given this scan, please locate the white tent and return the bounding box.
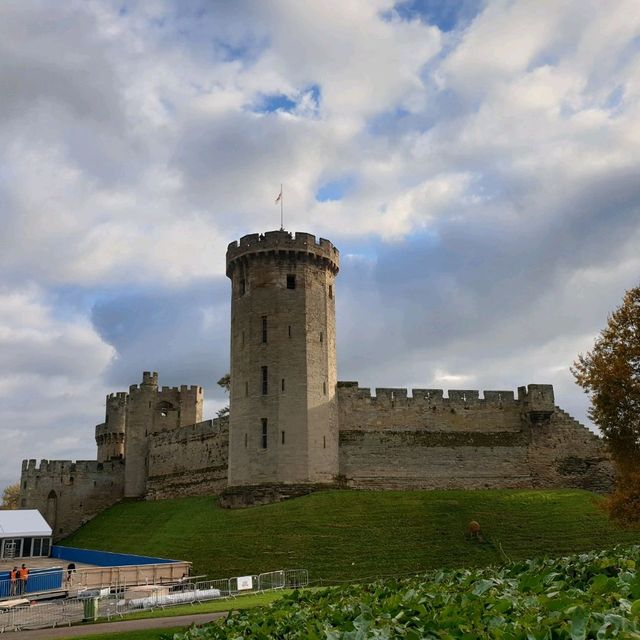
[0,510,52,559]
[0,510,51,538]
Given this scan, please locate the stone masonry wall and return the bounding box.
[20,459,125,541]
[527,407,614,491]
[145,419,229,500]
[336,382,613,492]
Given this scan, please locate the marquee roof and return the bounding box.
[0,510,52,538]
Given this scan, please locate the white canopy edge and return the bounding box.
[0,510,52,538]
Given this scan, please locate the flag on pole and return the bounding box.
[276,184,284,230]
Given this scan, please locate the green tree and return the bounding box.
[217,373,230,419]
[572,285,640,521]
[1,483,20,509]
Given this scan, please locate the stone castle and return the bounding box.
[19,230,613,538]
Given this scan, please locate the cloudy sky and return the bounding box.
[1,0,640,490]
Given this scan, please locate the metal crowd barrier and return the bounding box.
[0,599,84,633]
[0,568,309,632]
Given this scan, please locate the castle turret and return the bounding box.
[123,371,205,497]
[225,230,340,487]
[95,392,127,462]
[124,371,158,497]
[518,384,555,423]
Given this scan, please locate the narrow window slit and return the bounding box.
[261,418,268,449]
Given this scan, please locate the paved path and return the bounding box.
[11,611,227,639]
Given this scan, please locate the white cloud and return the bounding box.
[1,0,640,487]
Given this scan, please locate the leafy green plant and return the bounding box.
[171,546,640,639]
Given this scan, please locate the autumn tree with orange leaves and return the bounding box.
[572,285,640,522]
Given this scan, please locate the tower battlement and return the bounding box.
[159,385,203,394]
[226,230,339,276]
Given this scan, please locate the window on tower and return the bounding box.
[287,274,296,289]
[329,284,333,299]
[239,278,246,296]
[261,366,268,395]
[261,418,268,449]
[262,316,267,343]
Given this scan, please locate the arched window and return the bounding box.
[156,400,175,418]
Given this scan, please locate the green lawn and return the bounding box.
[64,489,638,583]
[120,590,289,621]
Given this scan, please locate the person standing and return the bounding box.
[9,567,18,596]
[18,564,28,595]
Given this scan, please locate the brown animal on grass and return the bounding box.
[467,520,484,542]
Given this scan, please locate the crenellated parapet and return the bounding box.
[226,230,339,277]
[336,381,519,408]
[96,391,128,462]
[518,384,555,422]
[336,381,553,434]
[21,458,124,477]
[128,370,158,393]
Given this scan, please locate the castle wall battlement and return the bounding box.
[95,422,125,436]
[336,382,547,433]
[20,458,125,540]
[226,230,339,276]
[21,459,123,475]
[337,381,519,406]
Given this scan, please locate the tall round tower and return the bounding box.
[225,230,340,487]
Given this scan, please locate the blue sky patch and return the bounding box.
[255,93,297,114]
[388,0,484,31]
[316,175,356,202]
[253,85,321,115]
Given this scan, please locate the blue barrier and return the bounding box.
[51,546,178,567]
[0,567,63,598]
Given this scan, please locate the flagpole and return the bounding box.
[280,183,283,230]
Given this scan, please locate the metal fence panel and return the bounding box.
[284,569,309,589]
[228,574,259,595]
[0,600,85,632]
[258,570,285,591]
[0,567,308,632]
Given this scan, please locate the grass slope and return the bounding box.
[65,490,638,583]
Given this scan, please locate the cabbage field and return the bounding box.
[171,546,640,639]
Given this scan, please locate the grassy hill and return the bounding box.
[64,489,638,583]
